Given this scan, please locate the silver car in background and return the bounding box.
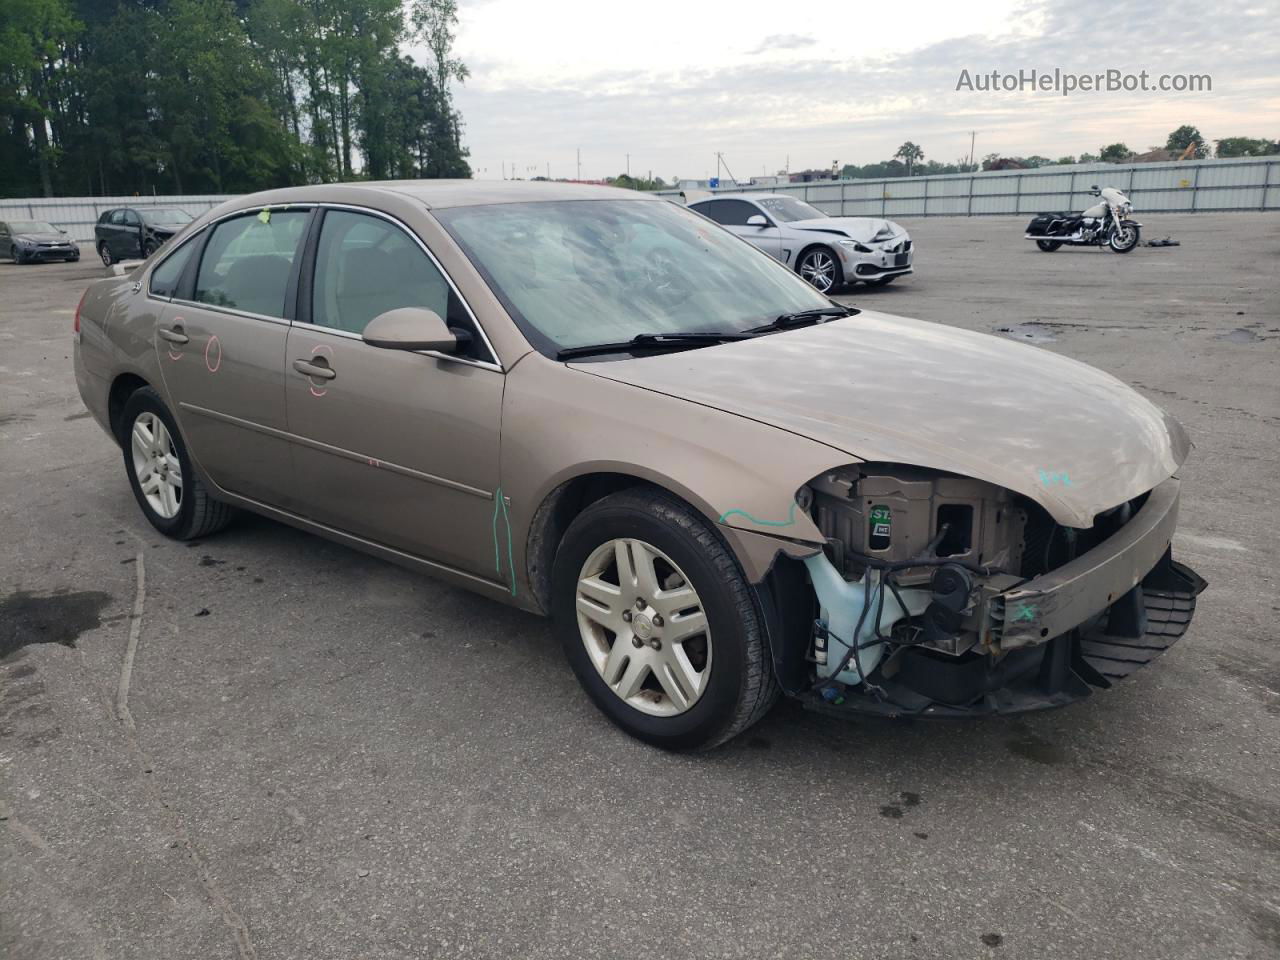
[688,193,913,293]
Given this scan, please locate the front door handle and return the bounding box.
[293,358,336,380]
[158,326,188,344]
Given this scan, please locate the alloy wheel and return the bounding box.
[799,249,836,292]
[130,412,183,519]
[575,537,712,717]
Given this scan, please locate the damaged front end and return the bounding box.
[783,465,1206,717]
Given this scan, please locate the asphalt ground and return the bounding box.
[1,213,1277,960]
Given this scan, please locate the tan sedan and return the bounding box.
[73,181,1205,749]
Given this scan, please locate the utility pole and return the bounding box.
[626,153,630,177]
[547,161,550,179]
[969,131,976,171]
[577,148,581,181]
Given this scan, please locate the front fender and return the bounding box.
[503,354,851,598]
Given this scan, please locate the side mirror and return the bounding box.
[362,307,462,353]
[746,214,770,228]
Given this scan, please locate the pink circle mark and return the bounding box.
[204,334,222,373]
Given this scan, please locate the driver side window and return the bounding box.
[310,210,488,361]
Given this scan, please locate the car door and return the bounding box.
[155,207,311,508]
[693,199,783,260]
[284,207,504,579]
[117,208,144,259]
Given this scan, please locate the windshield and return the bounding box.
[435,199,834,354]
[144,209,193,224]
[9,221,59,234]
[757,197,825,222]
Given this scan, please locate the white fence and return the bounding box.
[0,194,233,243]
[5,155,1277,240]
[659,155,1280,218]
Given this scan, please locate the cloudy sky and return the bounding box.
[416,0,1278,181]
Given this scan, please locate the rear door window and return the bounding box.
[149,238,198,300]
[691,199,759,226]
[194,211,309,318]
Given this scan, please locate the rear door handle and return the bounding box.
[293,359,336,380]
[158,327,188,344]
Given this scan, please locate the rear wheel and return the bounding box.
[553,489,778,750]
[98,242,114,267]
[796,246,842,293]
[120,387,235,540]
[1036,239,1063,252]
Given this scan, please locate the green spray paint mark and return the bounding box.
[492,487,516,596]
[1011,602,1038,623]
[717,501,797,528]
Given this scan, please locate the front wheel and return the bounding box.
[796,247,842,293]
[1109,223,1139,253]
[552,489,778,750]
[143,238,160,258]
[1036,239,1063,252]
[120,386,235,540]
[98,242,114,267]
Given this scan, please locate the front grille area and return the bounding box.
[1019,492,1150,578]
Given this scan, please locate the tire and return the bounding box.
[119,386,235,540]
[552,489,779,750]
[143,239,159,258]
[796,246,842,294]
[1036,239,1063,252]
[98,242,114,267]
[864,274,897,287]
[1109,223,1139,253]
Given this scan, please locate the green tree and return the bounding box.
[1215,136,1279,157]
[1165,124,1208,158]
[893,141,924,176]
[1099,143,1132,163]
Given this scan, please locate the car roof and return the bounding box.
[226,179,654,210]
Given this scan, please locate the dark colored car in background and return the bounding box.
[94,206,194,265]
[0,219,80,263]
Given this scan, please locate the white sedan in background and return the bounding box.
[687,193,913,293]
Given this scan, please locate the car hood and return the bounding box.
[570,312,1188,527]
[14,231,69,243]
[786,217,904,243]
[144,222,182,231]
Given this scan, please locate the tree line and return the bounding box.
[0,0,471,199]
[840,126,1278,180]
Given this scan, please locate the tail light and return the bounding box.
[73,288,87,341]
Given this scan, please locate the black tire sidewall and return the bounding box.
[120,388,198,538]
[1110,225,1139,253]
[552,496,756,749]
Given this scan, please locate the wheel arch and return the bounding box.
[107,372,152,443]
[525,470,713,616]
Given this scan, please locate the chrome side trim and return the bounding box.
[177,401,493,501]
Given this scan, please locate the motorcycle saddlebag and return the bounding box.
[1026,213,1069,236]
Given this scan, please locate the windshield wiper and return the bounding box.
[745,305,854,335]
[556,331,750,360]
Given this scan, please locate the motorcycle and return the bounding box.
[1025,185,1142,254]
